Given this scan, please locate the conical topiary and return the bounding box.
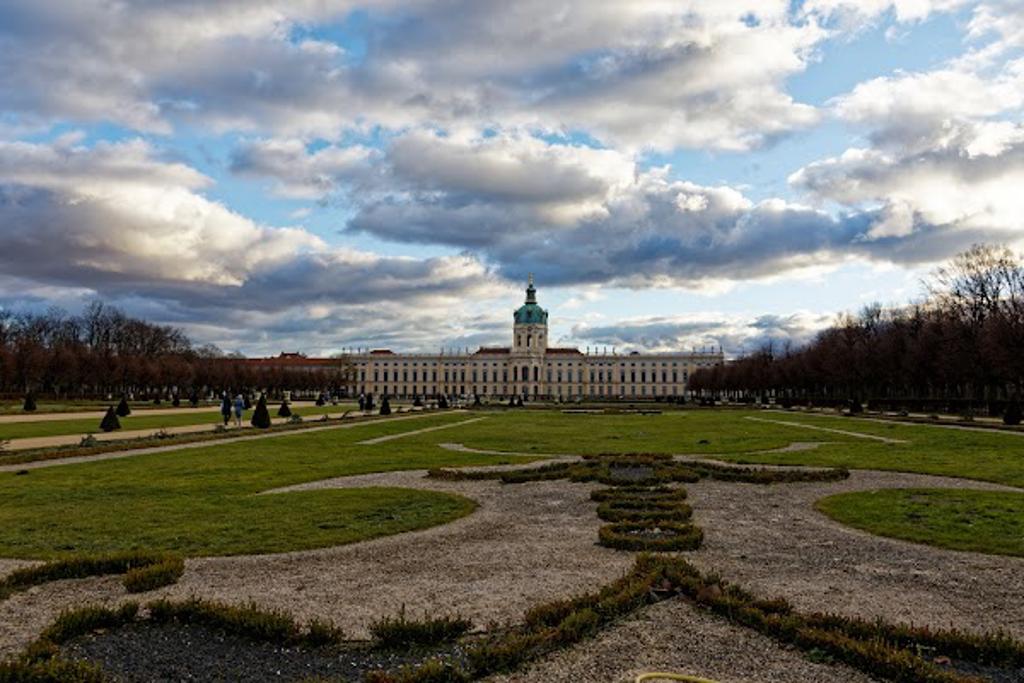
[277,400,292,418]
[99,406,121,432]
[244,394,252,410]
[316,394,326,407]
[23,393,37,412]
[116,396,131,417]
[508,396,516,408]
[380,396,392,416]
[438,395,448,409]
[413,396,423,407]
[189,391,199,408]
[365,394,374,411]
[172,395,180,407]
[251,395,271,429]
[1004,399,1022,426]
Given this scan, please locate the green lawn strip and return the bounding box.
[0,404,359,441]
[443,410,1024,487]
[449,410,850,456]
[0,401,222,417]
[816,488,1024,557]
[0,412,533,558]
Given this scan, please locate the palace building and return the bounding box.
[256,277,724,401]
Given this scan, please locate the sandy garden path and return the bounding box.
[0,465,632,657]
[686,470,1024,639]
[489,596,877,683]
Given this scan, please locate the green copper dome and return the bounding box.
[514,275,548,325]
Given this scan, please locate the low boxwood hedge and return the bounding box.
[598,520,704,551]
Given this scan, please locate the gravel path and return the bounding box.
[488,596,877,683]
[0,472,632,657]
[357,417,487,444]
[686,470,1024,639]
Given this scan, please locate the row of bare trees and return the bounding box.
[690,245,1024,415]
[0,303,351,400]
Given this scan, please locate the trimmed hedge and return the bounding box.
[0,552,184,602]
[122,556,185,594]
[595,501,692,523]
[369,607,472,648]
[147,598,344,647]
[598,520,704,551]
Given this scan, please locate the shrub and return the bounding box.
[369,606,471,648]
[99,406,120,432]
[437,395,447,409]
[39,603,139,645]
[598,521,703,552]
[251,395,271,429]
[22,393,37,412]
[315,394,326,407]
[78,434,98,447]
[277,400,292,418]
[380,397,392,416]
[148,598,300,644]
[0,551,181,602]
[289,414,303,424]
[0,655,106,681]
[596,501,692,523]
[115,396,131,417]
[413,396,423,407]
[1004,399,1022,426]
[172,395,180,407]
[122,556,184,593]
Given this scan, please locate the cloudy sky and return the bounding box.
[1,1,1022,356]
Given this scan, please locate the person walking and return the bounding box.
[233,394,245,427]
[220,392,232,426]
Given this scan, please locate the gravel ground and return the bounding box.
[0,469,631,657]
[488,596,878,683]
[63,621,465,682]
[685,470,1024,639]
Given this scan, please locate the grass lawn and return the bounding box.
[715,412,1024,488]
[0,404,359,441]
[2,408,1021,560]
[0,400,218,416]
[0,412,533,558]
[816,488,1024,557]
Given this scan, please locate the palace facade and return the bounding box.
[253,278,724,401]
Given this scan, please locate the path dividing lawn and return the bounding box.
[0,403,359,441]
[0,411,536,559]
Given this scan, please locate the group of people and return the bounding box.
[220,392,246,427]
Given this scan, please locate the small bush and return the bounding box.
[122,556,184,593]
[369,606,471,648]
[148,598,300,644]
[39,603,139,645]
[115,396,131,417]
[380,397,392,416]
[289,414,304,424]
[251,395,271,429]
[99,406,120,432]
[22,394,37,412]
[0,656,106,681]
[277,401,292,418]
[0,551,180,602]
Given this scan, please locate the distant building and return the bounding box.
[252,277,724,400]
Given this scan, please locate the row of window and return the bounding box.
[358,384,684,398]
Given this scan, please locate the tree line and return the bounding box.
[0,303,351,401]
[689,245,1024,417]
